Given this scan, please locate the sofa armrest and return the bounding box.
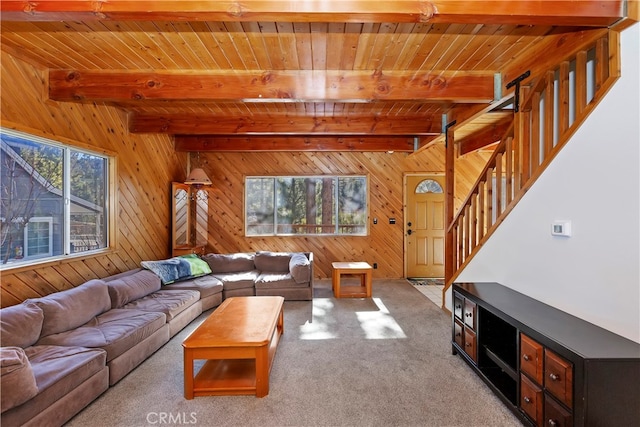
[1,347,38,413]
[290,253,312,284]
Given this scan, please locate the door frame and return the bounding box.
[403,172,446,278]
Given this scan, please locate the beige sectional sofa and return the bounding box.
[0,251,313,427]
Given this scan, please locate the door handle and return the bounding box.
[407,229,412,235]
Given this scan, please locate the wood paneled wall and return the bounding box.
[0,51,489,306]
[0,52,186,307]
[197,146,485,279]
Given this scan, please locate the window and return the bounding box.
[245,176,367,236]
[415,179,443,194]
[25,217,53,258]
[1,128,110,267]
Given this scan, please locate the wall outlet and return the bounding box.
[373,263,378,269]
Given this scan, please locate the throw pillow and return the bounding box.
[179,254,212,277]
[141,257,194,285]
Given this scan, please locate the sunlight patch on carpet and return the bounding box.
[355,298,407,339]
[298,297,406,340]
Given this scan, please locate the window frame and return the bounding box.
[0,127,117,271]
[244,175,369,237]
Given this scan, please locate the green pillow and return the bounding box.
[179,254,212,277]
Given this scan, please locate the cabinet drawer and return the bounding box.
[545,349,573,407]
[454,320,464,349]
[520,374,543,426]
[463,327,477,363]
[454,293,464,320]
[545,394,573,427]
[463,299,476,330]
[520,333,543,384]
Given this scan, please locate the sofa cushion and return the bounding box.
[106,270,162,309]
[32,280,111,338]
[255,272,302,289]
[214,270,260,291]
[0,302,44,348]
[0,347,38,413]
[289,253,311,283]
[121,290,200,321]
[36,309,166,362]
[164,275,223,299]
[0,344,108,425]
[254,251,291,273]
[141,258,192,285]
[203,252,255,273]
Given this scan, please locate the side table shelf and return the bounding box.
[452,282,640,426]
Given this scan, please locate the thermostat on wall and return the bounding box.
[551,221,572,237]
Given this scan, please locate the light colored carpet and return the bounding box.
[66,279,521,427]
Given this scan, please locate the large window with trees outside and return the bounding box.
[245,176,367,236]
[0,128,110,267]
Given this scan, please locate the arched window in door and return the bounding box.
[415,179,443,194]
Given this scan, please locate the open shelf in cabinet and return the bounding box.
[478,306,517,370]
[452,282,640,426]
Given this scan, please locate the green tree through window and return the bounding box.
[246,176,367,236]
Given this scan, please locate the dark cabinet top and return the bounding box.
[453,282,640,360]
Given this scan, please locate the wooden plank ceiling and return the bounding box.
[0,1,626,152]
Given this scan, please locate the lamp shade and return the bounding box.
[185,168,212,186]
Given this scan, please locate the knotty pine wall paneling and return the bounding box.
[200,149,435,279]
[0,52,185,307]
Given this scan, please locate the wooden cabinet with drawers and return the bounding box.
[452,282,640,426]
[520,333,574,426]
[452,291,477,364]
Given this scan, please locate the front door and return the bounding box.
[405,175,445,278]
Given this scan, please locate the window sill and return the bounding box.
[0,247,115,274]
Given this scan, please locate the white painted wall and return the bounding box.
[451,24,640,343]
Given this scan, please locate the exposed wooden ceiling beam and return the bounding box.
[175,136,419,152]
[458,114,513,156]
[49,70,495,103]
[130,114,443,135]
[0,1,624,26]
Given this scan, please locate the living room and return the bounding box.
[1,2,639,426]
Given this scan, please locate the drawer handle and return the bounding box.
[549,373,560,381]
[523,354,531,362]
[455,332,461,337]
[465,343,472,347]
[523,396,532,404]
[548,419,558,427]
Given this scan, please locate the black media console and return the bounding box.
[452,282,640,426]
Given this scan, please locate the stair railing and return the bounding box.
[443,31,620,299]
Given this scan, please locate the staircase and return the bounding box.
[443,30,621,301]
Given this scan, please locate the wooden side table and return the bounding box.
[331,262,373,298]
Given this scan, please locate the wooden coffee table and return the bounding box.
[332,261,373,298]
[182,296,284,399]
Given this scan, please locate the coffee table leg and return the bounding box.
[184,349,194,400]
[255,346,269,397]
[332,268,341,297]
